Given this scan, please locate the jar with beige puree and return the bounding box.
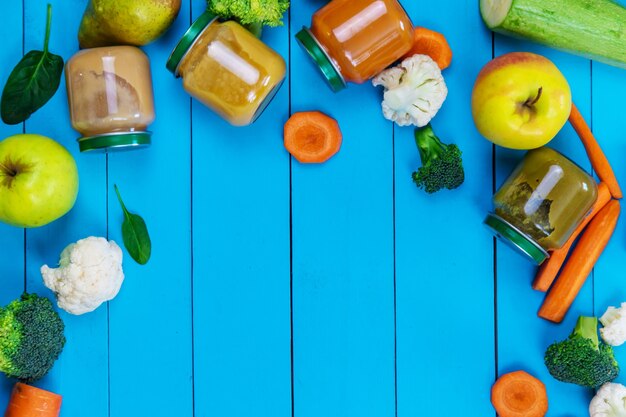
[167,11,286,126]
[66,46,155,152]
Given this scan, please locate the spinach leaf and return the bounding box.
[114,185,152,265]
[1,4,64,125]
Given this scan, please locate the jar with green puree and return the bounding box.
[485,147,597,264]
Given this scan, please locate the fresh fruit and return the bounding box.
[78,0,181,48]
[0,134,79,228]
[480,0,626,70]
[471,52,571,149]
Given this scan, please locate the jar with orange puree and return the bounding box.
[296,0,414,92]
[167,11,286,126]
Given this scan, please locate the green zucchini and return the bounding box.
[480,0,626,69]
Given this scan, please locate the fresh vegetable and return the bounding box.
[1,4,63,125]
[569,103,622,199]
[372,54,447,127]
[411,124,464,194]
[0,293,65,382]
[600,303,626,347]
[40,237,125,315]
[589,382,626,417]
[115,185,152,265]
[544,316,618,388]
[491,370,548,417]
[207,0,289,37]
[480,0,626,69]
[283,111,342,164]
[539,200,620,323]
[532,182,611,292]
[4,382,62,417]
[403,27,452,70]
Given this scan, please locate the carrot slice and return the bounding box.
[491,370,548,417]
[4,382,62,417]
[569,103,622,199]
[532,182,611,292]
[284,111,342,163]
[539,199,620,323]
[403,27,453,70]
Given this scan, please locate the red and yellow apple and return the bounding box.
[471,52,571,149]
[0,134,79,228]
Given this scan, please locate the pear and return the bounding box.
[78,0,181,48]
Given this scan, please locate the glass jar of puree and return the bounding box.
[66,46,155,152]
[485,147,597,264]
[296,0,414,92]
[166,11,286,126]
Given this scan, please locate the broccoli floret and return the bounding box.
[411,124,464,194]
[0,293,65,382]
[545,316,619,388]
[207,0,289,33]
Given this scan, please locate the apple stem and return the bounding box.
[526,87,543,107]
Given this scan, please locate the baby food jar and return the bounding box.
[66,46,155,152]
[166,11,286,126]
[296,0,414,92]
[485,147,597,264]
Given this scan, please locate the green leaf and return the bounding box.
[1,4,64,125]
[114,185,152,265]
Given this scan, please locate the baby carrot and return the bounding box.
[569,103,622,199]
[539,199,620,323]
[532,182,611,292]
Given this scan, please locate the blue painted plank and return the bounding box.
[0,0,24,409]
[106,2,194,417]
[494,38,596,415]
[592,58,626,383]
[20,0,109,415]
[290,3,395,416]
[394,2,495,416]
[190,2,292,417]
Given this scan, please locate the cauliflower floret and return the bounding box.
[372,54,448,127]
[590,382,626,417]
[600,303,626,346]
[40,237,124,315]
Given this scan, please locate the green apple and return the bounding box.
[471,52,572,150]
[0,134,79,228]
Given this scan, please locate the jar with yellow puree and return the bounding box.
[166,11,286,126]
[485,147,598,264]
[66,46,155,152]
[296,0,414,92]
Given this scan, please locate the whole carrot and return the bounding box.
[533,182,611,292]
[569,103,622,199]
[4,382,62,417]
[539,199,621,323]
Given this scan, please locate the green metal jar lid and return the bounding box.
[78,132,152,153]
[166,10,218,76]
[295,27,346,92]
[484,213,549,265]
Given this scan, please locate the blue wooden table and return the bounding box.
[1,0,625,416]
